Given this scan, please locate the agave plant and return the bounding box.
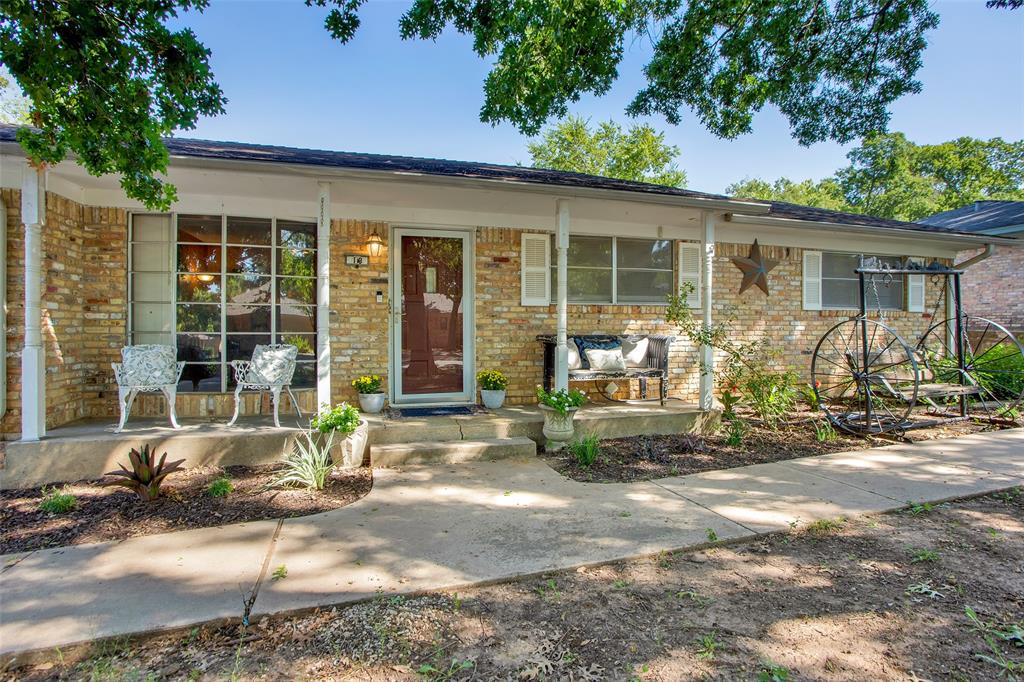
[101,444,185,501]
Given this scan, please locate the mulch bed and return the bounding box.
[9,490,1022,681]
[542,412,1016,483]
[0,465,372,555]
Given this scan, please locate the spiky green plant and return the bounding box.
[271,429,335,490]
[101,444,185,501]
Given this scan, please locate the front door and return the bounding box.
[391,228,473,404]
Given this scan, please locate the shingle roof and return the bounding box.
[0,123,998,239]
[919,201,1024,234]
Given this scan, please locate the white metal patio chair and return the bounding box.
[112,344,185,433]
[227,344,302,428]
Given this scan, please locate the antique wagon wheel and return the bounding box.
[916,316,1024,421]
[811,318,919,435]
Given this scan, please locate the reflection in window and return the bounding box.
[139,214,320,392]
[551,236,673,304]
[822,253,904,310]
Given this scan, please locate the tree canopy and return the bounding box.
[0,0,225,209]
[527,116,687,187]
[727,133,1024,221]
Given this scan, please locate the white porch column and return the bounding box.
[554,199,570,392]
[316,182,332,410]
[21,165,46,441]
[699,213,715,411]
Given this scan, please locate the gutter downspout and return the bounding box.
[946,243,996,349]
[953,243,995,269]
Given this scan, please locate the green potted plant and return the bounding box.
[311,402,367,468]
[536,385,587,449]
[352,374,385,414]
[477,369,509,409]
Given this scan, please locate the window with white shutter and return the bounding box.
[907,257,925,312]
[678,242,702,308]
[803,250,822,310]
[521,233,551,306]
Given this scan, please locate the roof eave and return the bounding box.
[724,212,1021,246]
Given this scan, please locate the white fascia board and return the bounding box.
[724,212,1018,249]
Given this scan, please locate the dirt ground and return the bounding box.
[7,488,1021,682]
[543,416,1013,483]
[0,465,372,554]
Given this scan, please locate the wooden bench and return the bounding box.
[537,334,675,405]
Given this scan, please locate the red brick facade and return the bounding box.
[957,245,1024,333]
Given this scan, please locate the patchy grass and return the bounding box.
[10,491,1022,681]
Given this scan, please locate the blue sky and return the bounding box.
[177,0,1024,195]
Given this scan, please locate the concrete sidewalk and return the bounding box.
[2,429,1022,660]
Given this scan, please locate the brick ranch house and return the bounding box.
[1,123,1017,443]
[921,200,1024,335]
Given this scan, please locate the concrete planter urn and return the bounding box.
[328,418,369,469]
[539,404,579,450]
[357,392,385,414]
[480,388,506,409]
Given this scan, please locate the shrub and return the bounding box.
[38,486,77,514]
[813,419,838,443]
[801,383,820,410]
[206,477,233,498]
[568,435,601,467]
[724,417,748,446]
[101,444,185,502]
[742,371,798,429]
[351,374,383,394]
[536,386,587,415]
[311,402,361,435]
[719,389,741,420]
[271,430,335,490]
[476,369,509,391]
[973,342,1024,401]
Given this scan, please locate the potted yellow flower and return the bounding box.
[477,369,509,409]
[352,375,385,414]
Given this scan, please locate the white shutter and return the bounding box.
[520,233,551,306]
[678,242,702,308]
[907,256,925,312]
[803,250,823,310]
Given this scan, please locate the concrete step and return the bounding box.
[370,437,537,467]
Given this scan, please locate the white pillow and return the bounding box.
[567,341,583,370]
[585,347,626,371]
[621,338,649,368]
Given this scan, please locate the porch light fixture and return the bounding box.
[366,231,384,258]
[196,274,215,283]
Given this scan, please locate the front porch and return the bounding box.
[0,402,709,489]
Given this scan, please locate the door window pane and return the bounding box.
[227,246,271,275]
[278,306,317,334]
[279,334,316,360]
[277,277,316,305]
[225,275,271,304]
[290,362,316,388]
[225,334,271,361]
[226,216,271,245]
[278,248,315,277]
[278,220,317,249]
[177,215,222,243]
[177,275,221,303]
[176,304,220,332]
[178,244,221,274]
[226,304,271,333]
[176,333,221,362]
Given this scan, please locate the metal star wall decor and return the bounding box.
[731,239,778,296]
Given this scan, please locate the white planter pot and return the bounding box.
[357,392,386,414]
[329,418,369,469]
[480,388,506,409]
[539,404,579,450]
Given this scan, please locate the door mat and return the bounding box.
[390,406,479,418]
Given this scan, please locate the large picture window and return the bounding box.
[822,252,904,310]
[550,236,674,304]
[130,214,317,392]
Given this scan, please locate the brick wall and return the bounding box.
[2,189,128,440]
[957,245,1024,332]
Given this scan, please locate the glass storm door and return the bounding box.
[392,229,473,404]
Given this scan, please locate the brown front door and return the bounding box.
[393,229,472,403]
